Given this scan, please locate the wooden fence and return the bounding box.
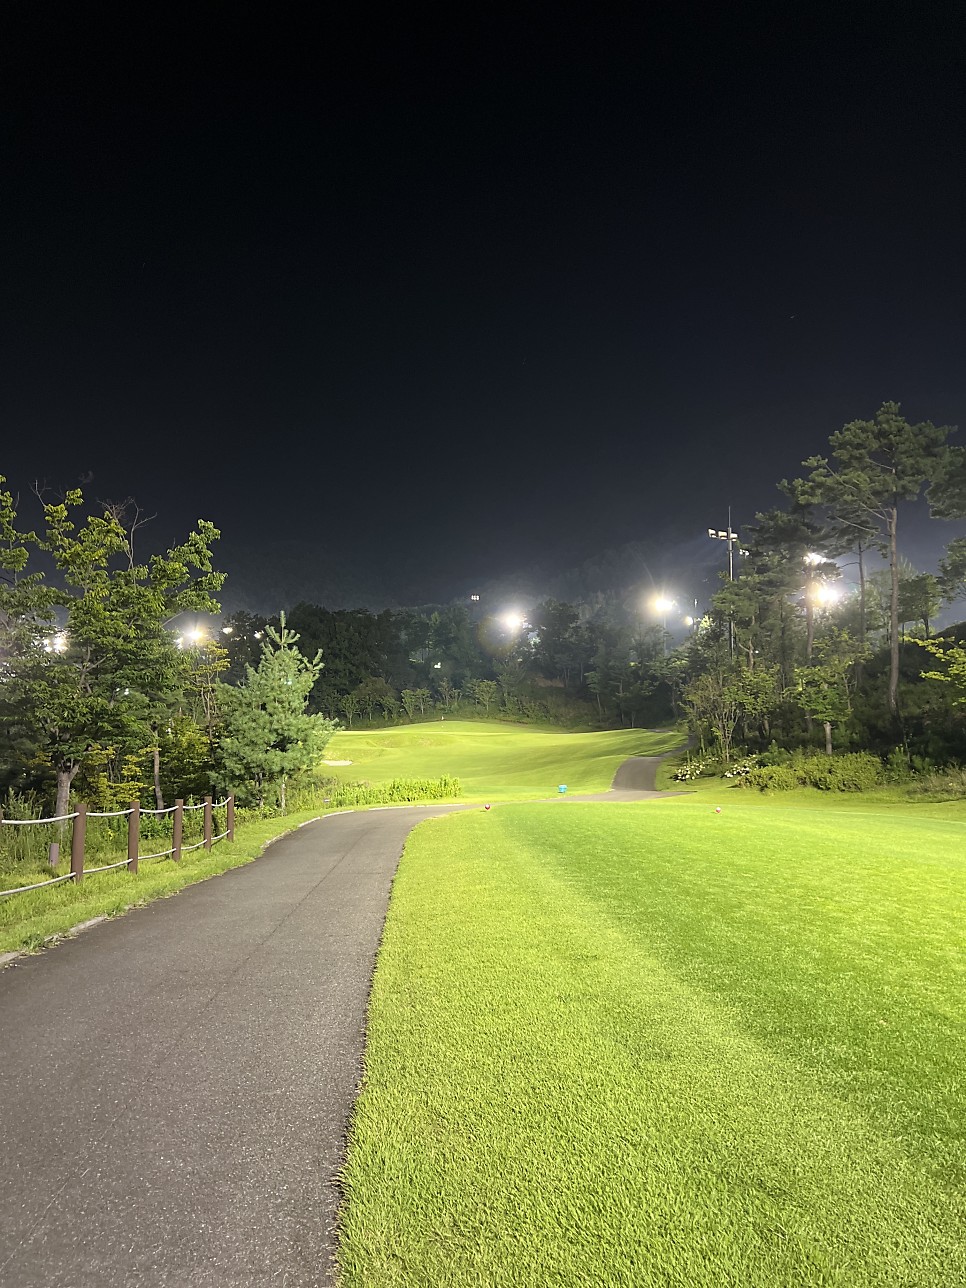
[0,796,235,898]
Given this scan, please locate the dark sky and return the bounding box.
[3,5,966,608]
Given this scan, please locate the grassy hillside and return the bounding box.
[323,721,683,800]
[339,796,966,1287]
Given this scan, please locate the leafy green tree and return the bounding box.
[178,638,229,756]
[744,508,838,665]
[220,612,269,684]
[429,606,484,680]
[496,659,528,709]
[787,402,958,716]
[532,599,581,687]
[471,679,499,715]
[733,664,783,742]
[156,712,216,805]
[215,615,335,811]
[937,538,966,606]
[796,663,852,755]
[900,572,940,638]
[869,561,940,642]
[795,630,866,753]
[0,483,223,859]
[339,692,360,727]
[350,675,397,724]
[916,637,966,705]
[684,668,742,763]
[400,689,419,721]
[413,687,431,715]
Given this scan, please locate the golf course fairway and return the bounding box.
[337,789,966,1287]
[323,721,682,800]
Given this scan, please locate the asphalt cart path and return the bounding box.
[0,748,684,1287]
[561,752,688,800]
[0,805,465,1288]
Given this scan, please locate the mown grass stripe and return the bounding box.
[338,803,966,1287]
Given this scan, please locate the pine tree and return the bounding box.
[215,615,336,810]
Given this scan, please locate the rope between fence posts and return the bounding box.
[0,813,79,826]
[83,859,132,875]
[212,830,229,841]
[86,809,134,819]
[182,802,207,812]
[0,872,75,897]
[140,805,179,815]
[181,839,207,853]
[138,847,176,861]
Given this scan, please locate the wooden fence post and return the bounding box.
[70,803,87,884]
[172,799,184,862]
[127,801,140,874]
[226,794,235,842]
[203,795,213,850]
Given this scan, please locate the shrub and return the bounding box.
[327,776,461,807]
[756,741,792,768]
[910,767,966,798]
[781,751,883,792]
[724,755,758,779]
[742,765,798,792]
[674,756,711,781]
[794,754,836,790]
[817,752,883,792]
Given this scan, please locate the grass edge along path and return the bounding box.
[0,722,685,960]
[0,808,331,958]
[337,803,966,1288]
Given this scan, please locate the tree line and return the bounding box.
[5,400,966,826]
[678,401,966,764]
[0,483,335,836]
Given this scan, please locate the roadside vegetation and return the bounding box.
[0,806,327,956]
[338,798,966,1287]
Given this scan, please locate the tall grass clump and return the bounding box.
[329,776,461,807]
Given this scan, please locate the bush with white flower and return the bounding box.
[723,755,759,779]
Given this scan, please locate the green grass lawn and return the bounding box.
[338,797,966,1287]
[324,721,682,800]
[0,722,682,956]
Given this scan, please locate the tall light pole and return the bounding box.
[653,596,674,656]
[707,507,748,658]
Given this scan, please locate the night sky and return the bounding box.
[4,6,966,610]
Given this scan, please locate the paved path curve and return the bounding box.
[567,753,686,800]
[0,754,681,1286]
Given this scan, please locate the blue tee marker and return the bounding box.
[558,784,567,794]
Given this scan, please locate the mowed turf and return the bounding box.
[338,799,966,1287]
[324,721,681,800]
